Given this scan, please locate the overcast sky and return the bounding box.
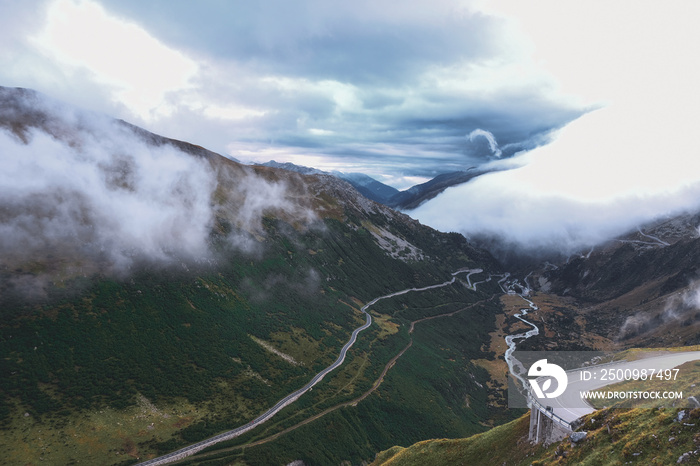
[2,0,700,253]
[1,0,588,189]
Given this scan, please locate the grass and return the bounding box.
[171,279,506,465]
[1,395,205,465]
[610,344,700,363]
[266,326,333,367]
[586,360,700,410]
[368,310,401,341]
[552,406,700,465]
[0,212,498,465]
[370,339,700,466]
[372,406,700,466]
[0,302,406,466]
[0,352,316,465]
[371,413,535,466]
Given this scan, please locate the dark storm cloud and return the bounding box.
[256,88,584,168]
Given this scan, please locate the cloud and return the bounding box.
[214,165,317,236]
[467,129,501,158]
[0,0,587,185]
[408,1,700,255]
[99,0,504,86]
[0,99,216,271]
[619,279,700,340]
[31,0,198,120]
[410,109,700,257]
[0,88,316,301]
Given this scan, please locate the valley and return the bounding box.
[2,86,700,466]
[371,218,700,465]
[136,269,487,465]
[0,259,509,465]
[0,87,507,465]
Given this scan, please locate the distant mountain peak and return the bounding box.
[258,160,326,175]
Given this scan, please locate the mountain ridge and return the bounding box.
[258,159,504,210]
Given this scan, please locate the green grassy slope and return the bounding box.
[373,406,700,466]
[0,216,500,465]
[173,281,513,465]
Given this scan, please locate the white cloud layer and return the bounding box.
[0,87,319,302]
[0,103,216,270]
[411,1,700,254]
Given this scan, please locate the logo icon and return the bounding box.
[528,359,568,398]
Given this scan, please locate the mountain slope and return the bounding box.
[0,87,503,465]
[372,406,700,465]
[386,169,500,210]
[259,160,400,204]
[528,212,700,347]
[256,161,504,210]
[333,171,400,204]
[369,212,700,466]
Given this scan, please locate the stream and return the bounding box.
[498,274,540,387]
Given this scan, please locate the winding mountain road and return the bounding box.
[137,269,480,465]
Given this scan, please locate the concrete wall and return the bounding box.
[528,407,570,445]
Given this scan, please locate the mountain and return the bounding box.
[6,86,696,466]
[372,211,700,465]
[257,159,326,175]
[0,87,506,465]
[373,404,700,465]
[259,161,400,204]
[385,169,502,210]
[333,171,400,205]
[528,211,700,347]
[258,160,502,210]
